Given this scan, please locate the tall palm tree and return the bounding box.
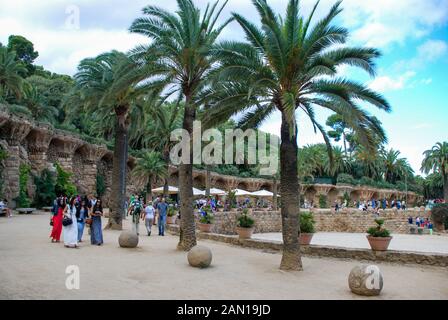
[133,151,168,202]
[422,142,448,201]
[0,47,27,101]
[129,0,232,251]
[381,148,413,184]
[72,50,151,230]
[203,0,390,270]
[324,146,350,177]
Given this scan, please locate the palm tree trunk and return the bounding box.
[205,165,211,197]
[163,149,170,199]
[177,98,197,251]
[272,177,278,210]
[444,172,448,203]
[107,109,129,230]
[279,112,302,271]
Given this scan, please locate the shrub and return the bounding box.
[337,173,356,185]
[32,169,56,208]
[96,174,106,197]
[167,205,177,217]
[237,208,255,228]
[199,207,214,224]
[54,163,77,197]
[299,212,315,234]
[358,176,376,187]
[15,164,32,207]
[318,194,328,208]
[367,218,391,237]
[431,204,448,230]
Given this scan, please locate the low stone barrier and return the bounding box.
[167,225,447,267]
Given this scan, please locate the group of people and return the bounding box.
[49,195,103,248]
[408,216,433,230]
[126,195,170,237]
[0,199,11,217]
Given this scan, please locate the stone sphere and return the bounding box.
[348,265,383,296]
[118,231,139,248]
[187,245,212,268]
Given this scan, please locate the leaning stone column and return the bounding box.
[27,125,53,175]
[0,117,32,204]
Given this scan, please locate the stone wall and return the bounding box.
[0,108,423,209]
[193,208,431,235]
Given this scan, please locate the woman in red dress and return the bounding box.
[50,198,65,243]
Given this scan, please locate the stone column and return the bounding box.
[0,118,32,204]
[52,135,83,173]
[27,126,53,175]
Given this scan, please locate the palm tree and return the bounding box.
[203,0,390,270]
[0,47,27,101]
[22,84,58,124]
[421,142,448,202]
[132,151,168,202]
[381,148,413,184]
[324,146,350,177]
[72,50,151,230]
[129,0,232,251]
[145,101,183,198]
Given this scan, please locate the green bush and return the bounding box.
[15,164,31,207]
[32,169,56,208]
[199,207,215,224]
[358,176,376,187]
[237,208,255,228]
[96,174,106,197]
[54,163,77,197]
[337,173,356,185]
[318,194,328,208]
[431,204,448,230]
[367,219,391,237]
[167,205,177,217]
[299,212,315,234]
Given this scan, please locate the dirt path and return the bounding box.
[1,213,447,300]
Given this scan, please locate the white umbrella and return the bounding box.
[192,187,206,196]
[209,188,226,196]
[232,189,252,196]
[250,190,276,197]
[151,186,179,194]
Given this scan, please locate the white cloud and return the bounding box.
[368,71,416,92]
[417,39,448,61]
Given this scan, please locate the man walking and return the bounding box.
[157,198,169,236]
[144,201,155,236]
[128,196,143,236]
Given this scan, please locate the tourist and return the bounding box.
[90,199,104,246]
[0,199,11,217]
[157,197,169,236]
[77,199,89,242]
[381,198,387,210]
[408,216,413,225]
[416,216,421,227]
[130,196,143,236]
[144,201,155,236]
[50,197,65,243]
[402,200,406,210]
[63,197,79,248]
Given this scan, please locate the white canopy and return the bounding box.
[250,190,279,197]
[209,188,226,196]
[232,189,252,196]
[151,186,179,194]
[192,187,206,196]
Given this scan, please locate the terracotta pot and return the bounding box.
[366,235,393,251]
[299,233,314,245]
[236,227,254,239]
[198,223,213,233]
[166,215,177,225]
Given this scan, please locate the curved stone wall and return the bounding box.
[0,109,422,208]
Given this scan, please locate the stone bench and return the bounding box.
[17,208,37,215]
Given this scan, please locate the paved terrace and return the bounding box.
[253,232,448,255]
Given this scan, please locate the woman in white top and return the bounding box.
[63,197,79,248]
[144,202,155,236]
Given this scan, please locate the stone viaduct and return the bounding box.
[0,109,421,208]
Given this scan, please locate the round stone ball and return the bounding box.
[348,264,383,296]
[119,231,139,248]
[187,245,212,268]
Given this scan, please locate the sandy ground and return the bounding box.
[1,212,447,300]
[253,232,448,254]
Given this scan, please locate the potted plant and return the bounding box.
[166,206,177,225]
[236,208,255,239]
[366,219,393,251]
[299,212,315,245]
[198,207,215,233]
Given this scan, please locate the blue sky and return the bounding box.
[1,0,447,173]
